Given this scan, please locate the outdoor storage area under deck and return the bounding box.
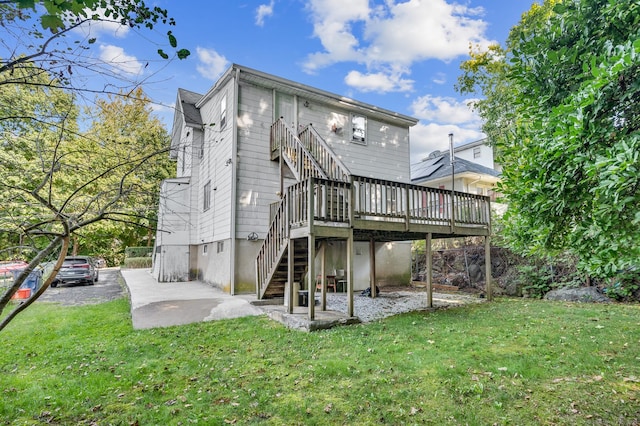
[256,175,492,323]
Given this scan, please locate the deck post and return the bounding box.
[370,237,377,298]
[308,234,316,320]
[485,235,493,301]
[347,229,354,317]
[426,233,433,308]
[287,238,294,314]
[308,178,316,320]
[320,242,326,310]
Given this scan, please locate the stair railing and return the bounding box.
[256,191,290,298]
[298,124,350,182]
[270,118,328,182]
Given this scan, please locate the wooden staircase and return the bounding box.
[257,119,349,299]
[260,239,308,298]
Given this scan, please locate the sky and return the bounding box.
[70,0,536,164]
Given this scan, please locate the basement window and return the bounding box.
[217,241,224,253]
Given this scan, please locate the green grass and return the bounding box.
[1,298,639,425]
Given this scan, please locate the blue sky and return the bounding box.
[48,1,536,163]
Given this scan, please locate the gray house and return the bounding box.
[152,64,492,319]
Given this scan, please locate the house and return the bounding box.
[411,139,501,202]
[152,64,492,320]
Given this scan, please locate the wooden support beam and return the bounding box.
[320,241,326,310]
[308,234,316,320]
[426,233,433,308]
[370,237,377,298]
[485,235,493,301]
[287,238,294,314]
[347,229,354,317]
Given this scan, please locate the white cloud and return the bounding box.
[433,72,447,85]
[344,70,413,93]
[99,44,143,75]
[71,7,131,38]
[303,0,493,93]
[256,0,275,26]
[410,95,480,125]
[410,122,485,164]
[196,48,230,81]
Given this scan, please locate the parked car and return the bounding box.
[51,256,99,287]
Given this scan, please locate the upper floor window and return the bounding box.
[351,114,366,144]
[203,180,211,211]
[220,94,227,129]
[473,147,481,158]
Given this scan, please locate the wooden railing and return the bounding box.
[256,193,290,298]
[352,176,490,227]
[298,124,350,182]
[256,176,490,296]
[270,118,327,182]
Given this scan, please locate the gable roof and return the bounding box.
[177,88,203,127]
[198,64,419,128]
[411,151,499,184]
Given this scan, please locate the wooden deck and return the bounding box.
[256,118,493,321]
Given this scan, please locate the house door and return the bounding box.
[275,92,295,129]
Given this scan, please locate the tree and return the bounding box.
[0,64,174,330]
[457,0,640,278]
[0,0,189,329]
[76,88,174,264]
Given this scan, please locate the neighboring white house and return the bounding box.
[411,139,501,202]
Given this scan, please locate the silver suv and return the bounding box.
[51,256,99,287]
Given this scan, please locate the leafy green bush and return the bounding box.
[124,247,153,259]
[515,264,553,299]
[123,257,152,269]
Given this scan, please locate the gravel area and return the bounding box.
[322,290,485,322]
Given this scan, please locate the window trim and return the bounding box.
[220,93,227,129]
[351,114,367,145]
[203,180,211,211]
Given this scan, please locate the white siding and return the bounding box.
[456,143,495,170]
[235,82,281,238]
[297,103,411,182]
[195,79,236,244]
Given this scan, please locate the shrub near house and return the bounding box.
[124,247,153,269]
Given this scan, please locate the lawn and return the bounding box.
[1,297,639,425]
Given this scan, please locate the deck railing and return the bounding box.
[351,176,490,227]
[257,179,490,297]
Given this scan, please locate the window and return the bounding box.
[203,244,208,255]
[351,114,366,144]
[220,94,227,129]
[473,147,481,158]
[217,241,224,253]
[203,180,211,211]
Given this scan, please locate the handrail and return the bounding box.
[256,192,290,298]
[270,118,327,182]
[351,175,491,227]
[298,124,350,182]
[256,175,491,298]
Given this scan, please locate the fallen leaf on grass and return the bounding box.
[324,403,333,413]
[410,407,422,416]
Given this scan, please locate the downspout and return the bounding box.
[230,67,240,295]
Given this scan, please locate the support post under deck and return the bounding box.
[347,229,354,317]
[370,237,376,298]
[485,235,492,301]
[426,233,433,308]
